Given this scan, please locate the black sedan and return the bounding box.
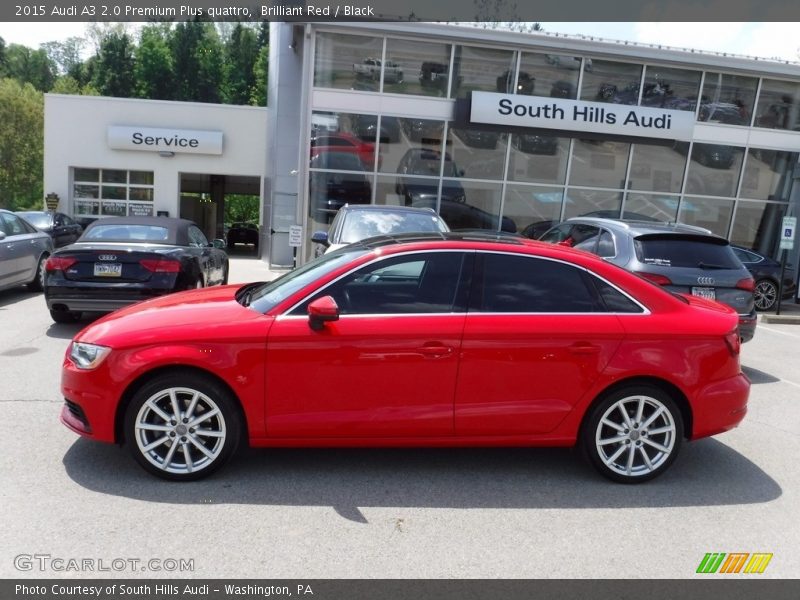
[44,217,228,323]
[227,222,259,251]
[732,246,797,311]
[16,211,83,248]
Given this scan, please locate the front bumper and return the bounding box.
[60,357,119,443]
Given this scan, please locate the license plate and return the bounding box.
[692,286,715,300]
[93,263,122,277]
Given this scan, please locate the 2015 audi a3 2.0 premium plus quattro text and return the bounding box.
[60,232,750,483]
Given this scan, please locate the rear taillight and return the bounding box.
[639,272,672,286]
[724,330,741,356]
[140,259,181,273]
[736,277,755,292]
[45,256,77,271]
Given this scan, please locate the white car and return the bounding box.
[311,205,449,255]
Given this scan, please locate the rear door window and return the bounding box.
[634,235,740,269]
[478,253,603,313]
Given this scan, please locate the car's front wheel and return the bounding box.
[754,279,778,311]
[582,385,683,483]
[124,372,241,481]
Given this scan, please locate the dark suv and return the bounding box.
[539,218,757,341]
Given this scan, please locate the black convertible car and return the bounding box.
[44,217,228,323]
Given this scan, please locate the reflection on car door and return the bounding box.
[454,252,626,436]
[266,251,473,437]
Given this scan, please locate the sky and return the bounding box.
[0,22,799,63]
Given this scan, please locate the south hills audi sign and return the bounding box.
[469,91,695,140]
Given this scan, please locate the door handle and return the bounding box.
[416,344,454,358]
[568,342,602,355]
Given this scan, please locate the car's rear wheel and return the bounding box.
[754,279,778,311]
[28,253,49,292]
[582,385,683,483]
[124,373,241,481]
[49,309,80,324]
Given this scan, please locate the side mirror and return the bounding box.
[308,296,339,331]
[0,231,5,241]
[311,230,330,247]
[212,239,226,249]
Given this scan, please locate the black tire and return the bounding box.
[581,384,683,483]
[50,309,80,324]
[754,279,778,312]
[28,253,49,292]
[123,371,242,481]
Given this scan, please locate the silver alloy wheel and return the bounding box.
[595,394,676,478]
[754,280,778,311]
[134,387,227,475]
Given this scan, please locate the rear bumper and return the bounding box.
[45,286,174,314]
[738,310,757,343]
[691,372,750,439]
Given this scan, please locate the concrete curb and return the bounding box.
[761,314,800,325]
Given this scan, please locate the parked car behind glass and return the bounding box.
[539,218,757,341]
[0,209,53,293]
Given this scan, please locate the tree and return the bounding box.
[92,32,135,97]
[257,21,270,48]
[40,37,85,75]
[170,20,224,103]
[0,79,44,210]
[250,45,268,106]
[224,24,258,105]
[135,24,175,100]
[0,36,7,77]
[4,44,56,91]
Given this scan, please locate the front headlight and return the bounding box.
[69,342,111,370]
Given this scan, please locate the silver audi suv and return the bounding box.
[539,218,757,341]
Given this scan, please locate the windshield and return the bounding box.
[634,236,740,269]
[247,247,369,313]
[18,212,52,229]
[340,211,448,244]
[83,225,170,242]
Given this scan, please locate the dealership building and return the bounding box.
[44,22,800,271]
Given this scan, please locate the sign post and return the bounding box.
[776,216,796,315]
[288,225,303,269]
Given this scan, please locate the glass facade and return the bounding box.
[310,30,800,259]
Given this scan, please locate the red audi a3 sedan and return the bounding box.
[60,233,749,483]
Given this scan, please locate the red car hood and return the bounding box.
[75,284,273,348]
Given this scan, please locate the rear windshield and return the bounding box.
[634,235,740,269]
[340,211,447,244]
[18,212,52,229]
[83,225,170,242]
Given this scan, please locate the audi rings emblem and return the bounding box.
[697,276,715,285]
[98,254,117,261]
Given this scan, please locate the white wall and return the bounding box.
[44,94,267,218]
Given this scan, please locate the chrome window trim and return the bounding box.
[281,247,651,317]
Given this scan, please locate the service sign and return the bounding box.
[108,126,223,155]
[470,92,695,141]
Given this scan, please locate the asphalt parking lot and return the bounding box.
[1,256,799,579]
